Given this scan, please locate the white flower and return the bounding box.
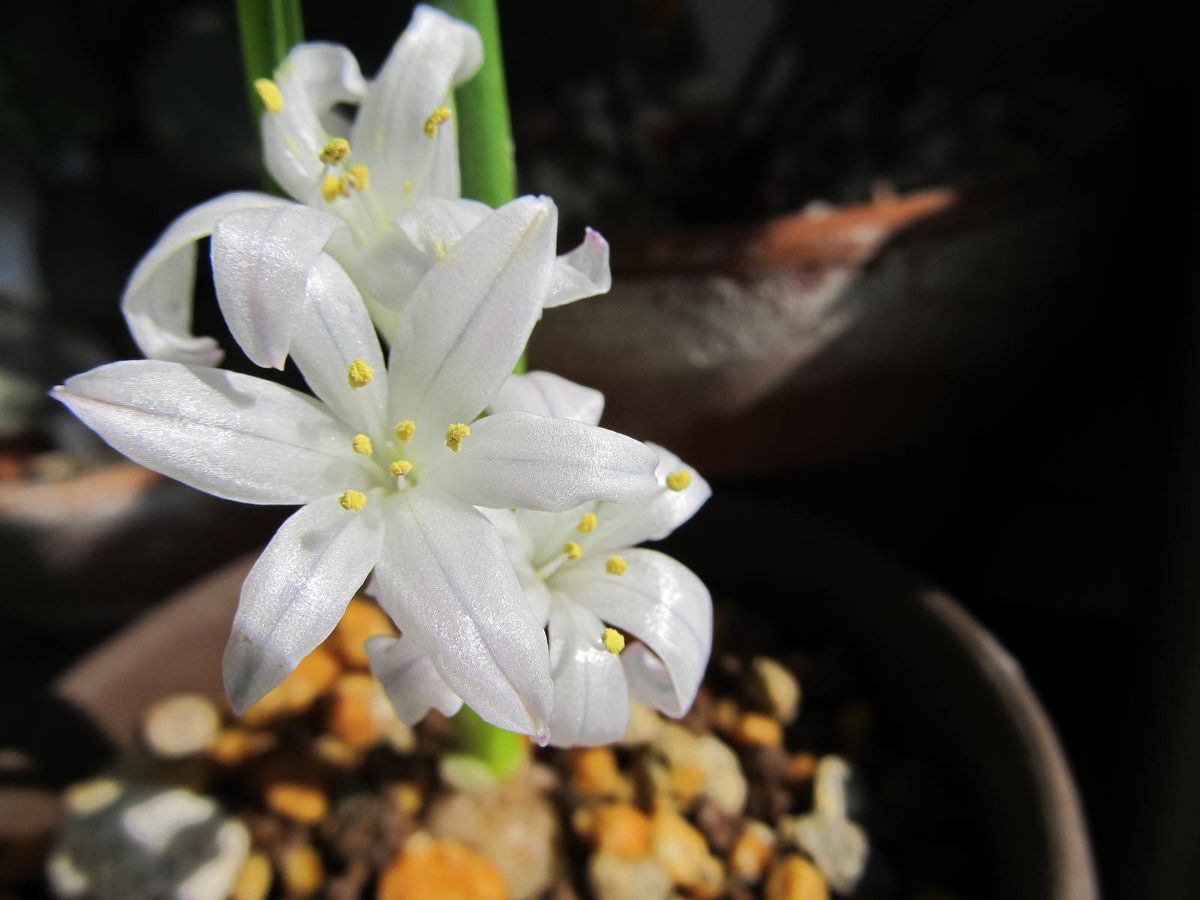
[54,197,658,740]
[121,4,610,371]
[367,370,712,747]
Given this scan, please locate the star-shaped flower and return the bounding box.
[367,370,712,746]
[121,4,610,371]
[55,197,657,739]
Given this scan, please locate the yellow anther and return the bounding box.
[351,434,373,456]
[254,78,284,114]
[445,422,471,452]
[389,460,413,477]
[563,541,583,561]
[347,359,374,389]
[577,512,598,533]
[322,173,348,202]
[433,239,450,261]
[423,106,453,138]
[347,163,370,191]
[319,137,351,165]
[602,627,625,654]
[606,555,628,576]
[403,179,414,195]
[394,420,416,443]
[339,490,367,511]
[666,470,693,492]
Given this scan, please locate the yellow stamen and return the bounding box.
[563,541,582,561]
[389,460,413,477]
[339,490,367,511]
[602,627,625,654]
[394,420,416,443]
[403,179,414,195]
[254,78,284,114]
[347,359,374,389]
[347,163,370,191]
[423,106,452,138]
[606,555,628,576]
[322,173,348,202]
[666,470,693,492]
[577,512,598,533]
[433,239,450,261]
[445,423,471,452]
[319,137,351,165]
[351,434,373,456]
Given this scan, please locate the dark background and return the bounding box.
[1,1,1194,897]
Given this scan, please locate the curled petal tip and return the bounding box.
[534,727,551,748]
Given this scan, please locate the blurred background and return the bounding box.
[0,0,1192,897]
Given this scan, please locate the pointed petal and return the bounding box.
[350,6,483,207]
[365,634,463,724]
[372,493,553,736]
[351,197,490,312]
[546,596,629,747]
[388,196,558,427]
[211,205,343,369]
[433,411,658,511]
[53,361,368,504]
[588,443,712,555]
[554,548,712,717]
[289,254,388,436]
[224,493,384,711]
[544,227,612,308]
[262,43,367,205]
[479,507,553,624]
[121,192,290,365]
[488,371,605,426]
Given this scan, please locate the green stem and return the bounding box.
[435,0,529,773]
[235,0,305,119]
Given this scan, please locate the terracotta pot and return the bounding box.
[7,494,1096,898]
[530,173,1103,475]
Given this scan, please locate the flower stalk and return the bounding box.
[433,0,529,775]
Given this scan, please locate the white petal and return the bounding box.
[479,507,553,624]
[488,371,605,426]
[365,634,463,724]
[350,197,490,312]
[350,5,483,207]
[211,205,343,369]
[433,411,658,511]
[372,493,553,737]
[289,254,388,436]
[388,196,559,427]
[588,443,712,555]
[544,227,612,308]
[262,43,367,205]
[120,192,290,365]
[554,548,712,717]
[546,596,629,747]
[53,361,368,504]
[224,493,384,711]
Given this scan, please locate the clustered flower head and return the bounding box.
[54,6,712,747]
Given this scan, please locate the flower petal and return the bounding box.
[350,197,490,312]
[479,508,554,624]
[262,43,367,205]
[289,254,388,436]
[372,492,553,737]
[52,361,368,504]
[553,548,712,717]
[544,227,612,308]
[120,192,291,365]
[365,634,463,724]
[433,411,658,511]
[587,443,712,555]
[350,5,483,208]
[388,196,559,428]
[211,205,343,369]
[488,371,605,426]
[224,493,384,711]
[546,595,629,747]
